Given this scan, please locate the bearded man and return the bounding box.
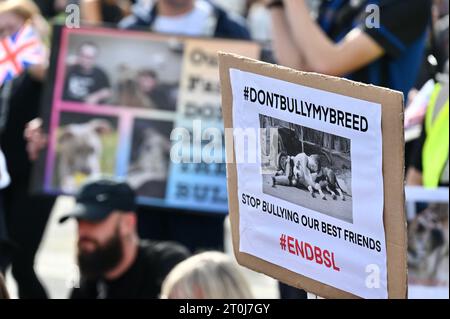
[59,179,189,299]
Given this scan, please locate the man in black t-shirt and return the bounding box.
[62,42,112,104]
[59,179,190,299]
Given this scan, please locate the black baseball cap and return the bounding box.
[59,179,137,224]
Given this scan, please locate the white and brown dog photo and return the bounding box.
[56,114,117,193]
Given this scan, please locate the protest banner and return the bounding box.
[218,53,407,298]
[31,26,260,214]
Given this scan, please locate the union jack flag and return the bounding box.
[0,24,46,86]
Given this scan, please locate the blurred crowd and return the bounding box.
[0,0,448,299]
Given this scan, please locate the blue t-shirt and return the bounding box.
[318,0,432,98]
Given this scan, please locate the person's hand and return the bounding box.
[406,88,419,107]
[85,94,100,105]
[85,88,112,105]
[24,118,48,161]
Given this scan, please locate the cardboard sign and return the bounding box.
[31,26,260,214]
[218,53,407,299]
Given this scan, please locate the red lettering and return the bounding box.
[287,236,295,254]
[295,239,304,257]
[314,246,323,265]
[332,252,340,271]
[281,235,340,272]
[323,250,332,268]
[305,243,314,261]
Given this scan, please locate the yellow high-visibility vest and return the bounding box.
[422,83,449,187]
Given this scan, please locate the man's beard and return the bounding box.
[77,230,123,280]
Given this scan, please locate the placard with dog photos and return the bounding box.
[31,25,260,214]
[405,186,449,299]
[218,53,407,299]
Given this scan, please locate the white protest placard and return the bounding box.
[219,53,407,299]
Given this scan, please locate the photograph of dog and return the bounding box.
[127,119,173,199]
[314,167,346,200]
[260,114,353,223]
[408,203,449,287]
[54,112,118,193]
[115,65,179,111]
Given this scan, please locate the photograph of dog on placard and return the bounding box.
[260,114,353,223]
[408,202,449,296]
[127,118,173,199]
[54,112,118,193]
[61,31,181,111]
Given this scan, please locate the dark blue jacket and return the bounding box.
[118,1,251,40]
[318,0,431,98]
